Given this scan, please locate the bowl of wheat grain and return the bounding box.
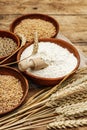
[10,13,59,44]
[17,38,80,87]
[0,30,20,64]
[0,66,29,115]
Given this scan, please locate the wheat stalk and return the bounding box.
[56,101,87,118]
[0,67,87,130]
[0,99,47,126]
[0,87,51,127]
[0,68,74,126]
[0,106,55,130]
[5,118,53,130]
[32,31,38,55]
[0,88,48,124]
[46,77,87,107]
[47,118,87,129]
[1,90,86,128]
[46,86,87,108]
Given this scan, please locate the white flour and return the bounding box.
[20,42,77,78]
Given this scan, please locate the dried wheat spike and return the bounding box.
[46,91,87,108]
[47,118,87,129]
[46,86,87,107]
[58,67,87,93]
[51,75,87,100]
[32,31,38,55]
[46,78,87,107]
[56,101,87,118]
[59,75,87,92]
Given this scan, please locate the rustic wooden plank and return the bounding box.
[0,0,87,15]
[76,45,87,55]
[0,14,87,43]
[54,15,87,43]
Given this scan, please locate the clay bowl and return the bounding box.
[10,13,59,43]
[17,38,80,87]
[0,30,20,64]
[0,66,29,115]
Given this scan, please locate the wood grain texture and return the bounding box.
[0,0,87,14]
[0,0,87,130]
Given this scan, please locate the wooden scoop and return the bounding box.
[18,57,48,71]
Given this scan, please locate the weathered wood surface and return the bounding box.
[0,0,87,14]
[0,0,87,130]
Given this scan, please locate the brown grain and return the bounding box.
[0,75,23,114]
[14,19,56,43]
[0,37,17,57]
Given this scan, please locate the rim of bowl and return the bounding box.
[0,66,29,115]
[17,38,80,81]
[10,13,59,38]
[0,30,20,60]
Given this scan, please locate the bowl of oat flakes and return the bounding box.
[10,13,59,44]
[0,66,28,115]
[0,30,20,64]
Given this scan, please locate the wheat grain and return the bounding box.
[46,77,87,107]
[56,101,87,118]
[32,31,38,55]
[47,118,87,129]
[0,37,17,57]
[0,75,23,114]
[0,67,87,130]
[14,19,56,43]
[46,86,87,108]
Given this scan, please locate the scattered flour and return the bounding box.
[20,42,77,78]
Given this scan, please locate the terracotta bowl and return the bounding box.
[0,30,20,64]
[17,38,80,87]
[0,66,29,115]
[10,13,59,42]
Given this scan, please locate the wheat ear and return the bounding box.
[56,101,87,118]
[47,118,87,129]
[32,31,38,55]
[46,77,87,107]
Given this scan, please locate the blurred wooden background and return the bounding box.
[0,0,87,130]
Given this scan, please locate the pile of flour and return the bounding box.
[20,42,77,78]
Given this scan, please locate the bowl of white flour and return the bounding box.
[17,38,80,86]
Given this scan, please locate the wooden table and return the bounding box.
[0,0,87,130]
